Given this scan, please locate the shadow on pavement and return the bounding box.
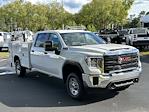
[0,72,118,107]
[141,55,149,64]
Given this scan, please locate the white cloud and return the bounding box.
[25,0,49,4]
[62,0,92,13]
[129,0,149,17]
[25,0,91,14]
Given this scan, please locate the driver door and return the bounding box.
[31,32,63,77]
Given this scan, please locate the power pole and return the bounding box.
[62,0,65,30]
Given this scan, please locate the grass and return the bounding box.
[0,52,9,59]
[140,51,149,56]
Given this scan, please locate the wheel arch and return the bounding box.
[62,60,84,83]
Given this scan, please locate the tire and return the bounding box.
[66,73,85,100]
[15,59,26,77]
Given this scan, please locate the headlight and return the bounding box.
[85,57,104,72]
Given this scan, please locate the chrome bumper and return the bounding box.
[82,67,141,88]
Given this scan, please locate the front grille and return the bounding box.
[138,34,149,37]
[104,53,138,73]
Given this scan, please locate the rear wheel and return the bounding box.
[66,73,85,100]
[15,59,26,77]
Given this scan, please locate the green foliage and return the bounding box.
[0,0,134,32]
[124,11,146,28]
[75,0,134,30]
[0,0,72,31]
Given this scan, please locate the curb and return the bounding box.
[0,67,15,76]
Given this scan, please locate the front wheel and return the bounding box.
[66,73,85,100]
[15,59,26,77]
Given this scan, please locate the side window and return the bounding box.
[85,33,99,44]
[35,33,50,47]
[50,34,61,49]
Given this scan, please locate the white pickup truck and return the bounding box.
[0,32,11,51]
[125,28,149,48]
[9,30,142,99]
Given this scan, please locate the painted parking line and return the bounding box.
[0,59,7,63]
[0,72,15,76]
[0,66,15,76]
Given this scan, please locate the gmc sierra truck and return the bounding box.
[9,30,142,99]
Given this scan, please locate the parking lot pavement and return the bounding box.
[0,59,15,75]
[0,58,8,67]
[0,56,148,112]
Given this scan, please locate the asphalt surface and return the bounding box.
[0,56,149,112]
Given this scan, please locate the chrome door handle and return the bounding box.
[44,52,48,54]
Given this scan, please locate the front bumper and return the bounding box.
[82,67,141,89]
[133,40,149,46]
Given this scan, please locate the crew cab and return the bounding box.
[9,30,142,99]
[125,28,149,48]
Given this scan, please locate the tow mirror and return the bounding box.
[44,41,55,51]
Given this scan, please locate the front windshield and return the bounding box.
[60,32,105,46]
[119,30,128,35]
[132,29,146,34]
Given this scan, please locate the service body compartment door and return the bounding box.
[21,42,32,68]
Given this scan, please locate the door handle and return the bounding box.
[44,52,48,54]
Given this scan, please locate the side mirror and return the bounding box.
[44,41,55,51]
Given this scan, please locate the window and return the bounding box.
[34,33,61,49]
[50,34,61,49]
[35,33,50,47]
[60,32,105,46]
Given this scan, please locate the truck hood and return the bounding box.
[68,44,138,56]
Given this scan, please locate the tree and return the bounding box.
[75,0,134,31]
[0,0,73,31]
[0,0,134,32]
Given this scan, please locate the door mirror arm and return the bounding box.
[55,48,61,55]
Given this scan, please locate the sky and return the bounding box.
[129,0,149,17]
[0,0,149,17]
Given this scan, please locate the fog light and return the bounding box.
[93,77,98,85]
[134,78,139,83]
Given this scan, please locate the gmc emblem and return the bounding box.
[118,56,131,64]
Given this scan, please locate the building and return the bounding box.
[140,15,149,28]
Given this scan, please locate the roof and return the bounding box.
[140,15,149,23]
[129,28,147,30]
[37,30,90,34]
